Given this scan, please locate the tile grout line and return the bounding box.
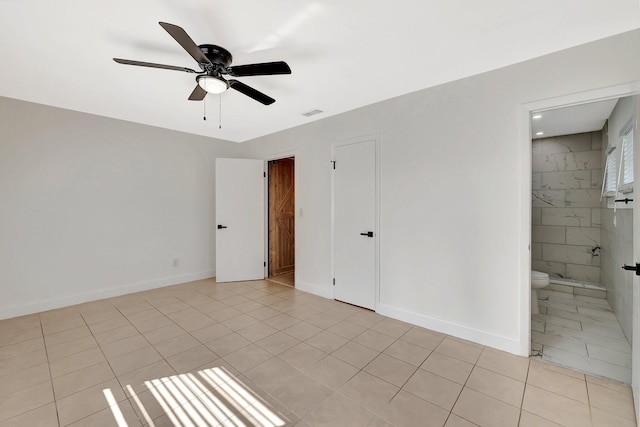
[339,328,423,426]
[39,314,63,427]
[585,374,594,427]
[439,344,485,427]
[74,306,145,426]
[517,357,532,426]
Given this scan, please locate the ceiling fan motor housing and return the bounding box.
[198,44,232,67]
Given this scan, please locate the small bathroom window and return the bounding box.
[619,120,634,193]
[602,147,617,196]
[603,118,635,210]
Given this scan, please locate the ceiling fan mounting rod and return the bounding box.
[202,63,215,74]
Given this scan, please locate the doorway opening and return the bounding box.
[528,96,635,384]
[267,157,295,287]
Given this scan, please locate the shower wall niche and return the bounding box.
[531,131,603,283]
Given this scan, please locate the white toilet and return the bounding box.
[531,271,550,314]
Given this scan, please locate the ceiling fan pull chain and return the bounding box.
[203,97,207,121]
[219,94,222,129]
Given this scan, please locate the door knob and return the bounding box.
[217,225,228,229]
[622,263,640,276]
[360,231,374,237]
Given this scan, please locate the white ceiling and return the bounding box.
[1,1,639,143]
[531,98,620,139]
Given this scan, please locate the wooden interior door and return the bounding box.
[269,158,295,277]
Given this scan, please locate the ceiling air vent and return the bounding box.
[301,109,323,117]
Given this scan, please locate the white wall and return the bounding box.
[242,29,640,355]
[0,97,245,319]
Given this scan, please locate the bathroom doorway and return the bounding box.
[267,157,295,287]
[528,95,636,385]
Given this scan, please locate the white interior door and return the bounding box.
[333,138,377,310]
[631,97,640,421]
[215,158,264,283]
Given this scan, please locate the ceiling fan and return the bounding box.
[114,22,291,105]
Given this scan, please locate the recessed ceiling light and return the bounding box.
[532,114,542,119]
[536,131,544,136]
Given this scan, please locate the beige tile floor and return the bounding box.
[0,278,636,427]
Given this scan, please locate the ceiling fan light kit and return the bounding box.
[113,22,291,105]
[197,75,228,94]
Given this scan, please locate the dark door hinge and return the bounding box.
[333,278,335,286]
[331,161,336,170]
[263,172,266,178]
[264,261,266,267]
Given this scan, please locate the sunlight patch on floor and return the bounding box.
[105,366,286,427]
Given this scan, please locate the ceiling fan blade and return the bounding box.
[188,84,207,101]
[113,58,198,73]
[158,22,211,65]
[229,80,275,105]
[228,61,291,77]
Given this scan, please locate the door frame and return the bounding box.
[633,94,640,421]
[263,150,298,284]
[330,134,381,310]
[518,82,640,356]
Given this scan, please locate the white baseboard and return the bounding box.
[284,284,524,356]
[295,279,334,300]
[377,303,525,356]
[0,270,216,320]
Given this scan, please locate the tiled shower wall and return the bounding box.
[531,131,602,283]
[600,96,636,343]
[601,208,633,341]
